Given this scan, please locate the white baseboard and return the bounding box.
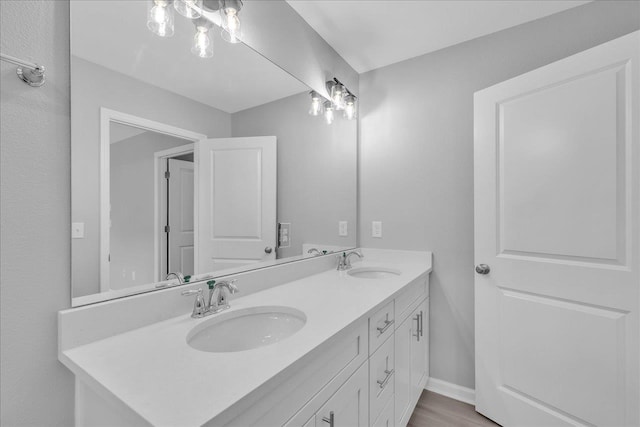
[426,377,476,406]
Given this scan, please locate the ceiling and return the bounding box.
[286,0,591,73]
[71,1,307,113]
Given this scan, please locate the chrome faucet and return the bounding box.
[337,250,364,271]
[210,279,239,312]
[307,248,323,256]
[166,272,185,285]
[182,279,239,318]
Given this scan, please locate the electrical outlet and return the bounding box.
[278,223,291,248]
[72,222,85,239]
[372,221,382,238]
[339,221,348,236]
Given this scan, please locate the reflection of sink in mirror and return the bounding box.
[347,267,401,279]
[187,306,306,353]
[69,0,357,306]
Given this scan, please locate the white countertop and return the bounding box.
[60,249,432,426]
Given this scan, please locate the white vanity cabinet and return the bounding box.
[284,274,429,427]
[394,279,429,427]
[60,251,433,427]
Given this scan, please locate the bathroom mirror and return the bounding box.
[71,1,357,306]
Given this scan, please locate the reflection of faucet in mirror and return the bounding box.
[166,272,185,285]
[307,248,323,256]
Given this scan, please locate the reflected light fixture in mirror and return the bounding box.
[308,91,324,116]
[192,18,214,58]
[147,0,175,37]
[220,0,243,43]
[147,0,244,53]
[308,79,357,124]
[323,101,334,125]
[174,0,202,19]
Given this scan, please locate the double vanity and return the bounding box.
[59,249,432,426]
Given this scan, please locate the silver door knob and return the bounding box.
[475,264,490,275]
[264,247,273,254]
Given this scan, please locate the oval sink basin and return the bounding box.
[347,267,401,279]
[187,306,306,353]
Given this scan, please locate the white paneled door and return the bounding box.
[167,158,194,277]
[474,32,639,426]
[195,137,277,273]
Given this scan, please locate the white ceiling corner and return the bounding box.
[286,0,592,73]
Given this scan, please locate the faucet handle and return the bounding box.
[182,288,207,318]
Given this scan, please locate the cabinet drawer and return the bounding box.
[230,320,368,427]
[372,393,394,427]
[395,275,428,327]
[369,335,394,423]
[316,362,369,427]
[369,300,394,354]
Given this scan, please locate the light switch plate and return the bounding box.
[372,221,382,238]
[72,222,85,239]
[339,221,348,236]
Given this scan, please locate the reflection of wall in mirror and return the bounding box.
[71,57,231,297]
[232,92,358,259]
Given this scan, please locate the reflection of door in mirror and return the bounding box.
[196,137,277,273]
[108,123,195,291]
[166,157,195,279]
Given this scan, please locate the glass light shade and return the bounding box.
[309,91,324,116]
[174,0,202,19]
[221,7,242,43]
[331,83,346,110]
[324,101,334,125]
[343,95,357,120]
[147,0,175,37]
[191,27,213,58]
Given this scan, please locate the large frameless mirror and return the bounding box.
[71,0,357,306]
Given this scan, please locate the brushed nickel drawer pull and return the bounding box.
[377,369,394,389]
[376,318,394,334]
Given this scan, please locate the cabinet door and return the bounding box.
[394,312,418,427]
[316,362,368,427]
[410,299,429,398]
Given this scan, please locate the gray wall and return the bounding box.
[71,56,231,296]
[0,1,75,425]
[358,0,640,390]
[0,0,358,425]
[232,92,358,258]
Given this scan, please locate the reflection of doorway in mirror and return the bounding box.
[165,156,195,279]
[108,121,201,291]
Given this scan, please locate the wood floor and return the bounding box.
[408,391,500,427]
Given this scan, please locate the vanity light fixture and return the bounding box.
[308,91,325,116]
[147,0,175,38]
[174,0,202,19]
[324,101,335,125]
[191,18,214,58]
[220,0,243,44]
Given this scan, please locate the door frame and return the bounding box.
[99,108,206,291]
[153,144,195,282]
